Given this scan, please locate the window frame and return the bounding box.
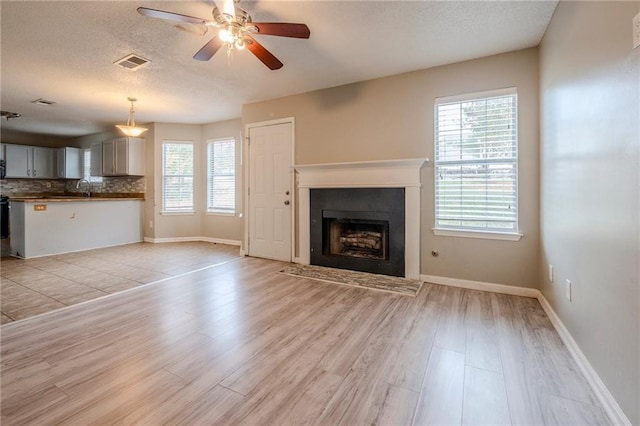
[161,140,195,214]
[82,149,103,183]
[206,137,236,215]
[432,87,522,241]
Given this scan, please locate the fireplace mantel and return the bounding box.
[295,158,427,189]
[294,158,428,279]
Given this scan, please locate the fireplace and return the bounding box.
[294,158,427,280]
[310,188,405,277]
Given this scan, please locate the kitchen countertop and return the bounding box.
[9,194,145,202]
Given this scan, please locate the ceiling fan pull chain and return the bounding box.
[226,43,233,67]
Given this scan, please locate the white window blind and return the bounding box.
[83,149,102,183]
[162,141,194,212]
[207,138,235,213]
[434,88,518,233]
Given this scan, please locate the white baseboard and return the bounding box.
[536,294,631,426]
[421,274,540,298]
[143,236,241,246]
[420,274,630,426]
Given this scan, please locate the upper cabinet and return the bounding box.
[90,142,102,177]
[56,147,83,179]
[101,137,145,176]
[4,144,55,179]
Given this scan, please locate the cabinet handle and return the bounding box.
[27,170,30,177]
[33,170,37,177]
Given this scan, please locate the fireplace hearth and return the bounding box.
[310,188,405,277]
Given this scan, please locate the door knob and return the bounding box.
[284,200,290,205]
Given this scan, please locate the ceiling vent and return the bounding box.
[114,54,150,70]
[31,98,56,106]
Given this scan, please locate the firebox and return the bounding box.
[310,188,405,277]
[325,217,388,260]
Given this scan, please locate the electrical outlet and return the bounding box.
[149,220,153,229]
[566,279,572,301]
[46,182,52,188]
[634,11,640,49]
[549,264,554,283]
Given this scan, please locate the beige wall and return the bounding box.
[145,120,243,242]
[143,125,156,239]
[539,2,640,423]
[1,128,72,147]
[201,119,243,241]
[149,122,203,239]
[67,129,120,149]
[243,47,540,288]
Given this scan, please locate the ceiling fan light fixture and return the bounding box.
[219,28,233,42]
[116,97,148,137]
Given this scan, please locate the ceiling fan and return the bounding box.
[137,0,310,70]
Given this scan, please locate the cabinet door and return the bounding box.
[102,140,115,176]
[127,138,145,176]
[90,143,103,176]
[114,138,128,175]
[32,147,55,178]
[5,144,31,178]
[66,147,82,179]
[57,147,82,179]
[56,149,66,178]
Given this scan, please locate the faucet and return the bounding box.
[76,179,91,197]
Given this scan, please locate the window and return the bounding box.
[82,149,102,183]
[207,138,236,214]
[434,88,518,236]
[162,141,194,213]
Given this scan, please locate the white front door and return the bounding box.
[248,121,293,261]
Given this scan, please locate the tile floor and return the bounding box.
[0,241,241,324]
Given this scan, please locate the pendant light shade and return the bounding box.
[116,97,148,137]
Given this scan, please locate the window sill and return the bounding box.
[161,211,195,216]
[206,211,236,217]
[432,228,523,241]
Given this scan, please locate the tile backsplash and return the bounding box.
[65,176,146,194]
[1,176,145,196]
[0,179,66,195]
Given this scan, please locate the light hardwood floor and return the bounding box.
[0,256,609,425]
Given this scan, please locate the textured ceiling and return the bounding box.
[0,0,558,139]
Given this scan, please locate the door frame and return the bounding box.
[243,117,296,261]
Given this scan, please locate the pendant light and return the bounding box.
[116,97,148,137]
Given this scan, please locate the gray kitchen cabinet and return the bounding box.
[102,137,145,176]
[56,147,83,179]
[90,142,102,177]
[4,144,55,178]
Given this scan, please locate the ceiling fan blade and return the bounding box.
[245,35,283,70]
[250,23,310,39]
[175,23,208,36]
[194,37,224,61]
[137,7,213,26]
